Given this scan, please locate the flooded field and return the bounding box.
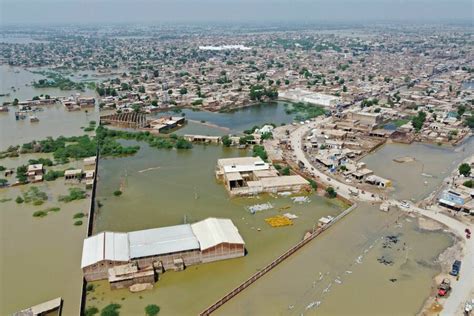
[0,155,88,315]
[87,142,347,314]
[217,203,453,316]
[362,137,474,201]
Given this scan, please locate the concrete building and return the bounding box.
[81,218,245,285]
[216,157,310,196]
[279,89,341,107]
[27,164,43,182]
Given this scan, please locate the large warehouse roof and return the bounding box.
[191,218,245,251]
[81,219,245,268]
[128,224,200,259]
[81,232,129,268]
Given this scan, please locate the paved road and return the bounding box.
[391,200,474,315]
[288,118,380,202]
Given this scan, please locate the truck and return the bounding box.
[450,260,462,276]
[438,278,451,297]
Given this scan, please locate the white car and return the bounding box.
[400,200,410,208]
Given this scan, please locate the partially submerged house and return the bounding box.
[81,218,245,287]
[215,157,310,196]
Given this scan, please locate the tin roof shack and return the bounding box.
[81,218,245,285]
[365,175,392,188]
[27,164,43,182]
[78,97,96,108]
[215,157,310,196]
[439,189,472,212]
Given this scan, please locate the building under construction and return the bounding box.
[81,218,245,288]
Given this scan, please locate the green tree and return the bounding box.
[459,163,471,177]
[179,87,188,95]
[12,98,19,106]
[221,135,232,147]
[325,186,337,198]
[145,304,160,316]
[85,306,99,316]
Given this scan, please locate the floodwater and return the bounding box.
[217,203,453,316]
[362,137,474,201]
[157,101,295,135]
[88,142,347,314]
[0,65,97,103]
[0,154,88,315]
[0,103,100,150]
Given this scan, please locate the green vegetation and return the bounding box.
[44,170,65,181]
[145,304,160,316]
[83,120,97,132]
[32,71,87,91]
[325,186,337,198]
[308,179,318,190]
[239,135,255,145]
[252,145,268,161]
[284,102,327,120]
[23,186,48,205]
[459,163,471,177]
[33,207,60,218]
[58,187,86,202]
[411,111,427,132]
[0,165,6,171]
[32,210,48,217]
[0,197,12,203]
[28,158,53,166]
[221,135,232,147]
[101,303,121,316]
[16,165,28,183]
[360,98,379,108]
[389,119,410,127]
[0,178,8,187]
[249,85,278,101]
[463,180,473,188]
[113,190,122,196]
[74,220,83,226]
[85,306,99,316]
[15,196,24,204]
[74,212,85,219]
[281,167,291,175]
[96,126,192,152]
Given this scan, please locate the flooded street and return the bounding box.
[217,203,452,316]
[362,138,474,201]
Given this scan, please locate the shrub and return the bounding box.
[59,188,86,202]
[16,196,24,204]
[33,210,48,217]
[145,304,160,316]
[74,212,85,219]
[459,163,471,177]
[113,190,122,196]
[308,179,317,190]
[463,180,473,188]
[74,220,83,226]
[101,303,121,316]
[281,167,290,176]
[85,306,99,316]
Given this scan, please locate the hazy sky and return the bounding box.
[1,0,472,25]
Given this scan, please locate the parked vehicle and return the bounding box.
[438,278,451,297]
[450,260,462,276]
[400,200,410,208]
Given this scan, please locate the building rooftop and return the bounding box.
[191,218,245,251]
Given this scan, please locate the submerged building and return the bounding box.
[216,157,310,196]
[81,218,245,285]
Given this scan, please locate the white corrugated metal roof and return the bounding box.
[191,218,245,251]
[81,232,129,268]
[128,224,199,259]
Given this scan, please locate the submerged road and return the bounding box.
[391,200,474,315]
[287,117,473,313]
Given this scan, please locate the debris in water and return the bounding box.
[291,196,311,203]
[248,202,273,214]
[305,301,321,310]
[278,191,292,197]
[283,212,298,219]
[323,283,332,293]
[138,166,161,173]
[334,278,342,284]
[345,270,353,274]
[356,255,363,264]
[389,278,398,283]
[377,256,394,266]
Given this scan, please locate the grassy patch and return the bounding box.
[0,198,12,203]
[59,187,86,202]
